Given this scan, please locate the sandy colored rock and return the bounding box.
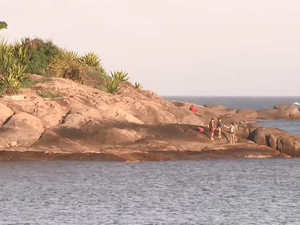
[0,101,14,125]
[248,127,286,146]
[269,134,280,149]
[257,104,300,120]
[168,107,207,125]
[62,108,103,128]
[1,95,69,127]
[0,112,44,148]
[277,135,300,157]
[236,109,258,118]
[204,104,227,110]
[274,104,300,119]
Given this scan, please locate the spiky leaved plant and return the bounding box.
[47,50,84,83]
[80,52,101,67]
[105,76,121,94]
[110,70,130,82]
[12,40,31,67]
[134,82,143,89]
[0,38,27,94]
[58,49,79,62]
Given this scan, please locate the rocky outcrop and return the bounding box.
[25,122,283,161]
[204,104,227,110]
[0,74,298,161]
[0,101,14,125]
[235,124,300,157]
[236,109,258,121]
[257,104,300,120]
[0,112,44,148]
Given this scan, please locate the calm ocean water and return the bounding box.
[163,96,300,110]
[1,96,300,224]
[1,160,300,224]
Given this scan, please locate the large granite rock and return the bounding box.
[257,104,300,120]
[0,112,44,148]
[0,101,14,125]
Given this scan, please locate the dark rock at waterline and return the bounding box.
[238,124,300,157]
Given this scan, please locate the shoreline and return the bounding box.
[0,147,289,162]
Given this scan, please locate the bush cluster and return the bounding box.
[0,38,29,94]
[96,70,130,95]
[0,37,105,95]
[0,21,142,95]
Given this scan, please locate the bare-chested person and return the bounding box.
[224,122,236,143]
[216,118,222,139]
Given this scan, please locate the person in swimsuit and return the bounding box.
[216,118,222,139]
[224,122,236,144]
[208,118,215,140]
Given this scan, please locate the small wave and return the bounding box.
[293,102,300,105]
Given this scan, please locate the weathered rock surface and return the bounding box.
[236,109,258,121]
[236,124,300,157]
[0,74,298,161]
[0,112,44,148]
[0,101,14,125]
[257,104,300,120]
[204,104,227,110]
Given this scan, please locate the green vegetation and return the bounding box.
[0,21,7,31]
[95,70,131,94]
[21,77,36,89]
[80,52,100,67]
[0,37,29,94]
[0,21,143,96]
[87,71,107,79]
[110,70,129,82]
[134,82,143,89]
[105,76,122,94]
[23,38,61,75]
[47,49,84,83]
[39,91,63,98]
[21,77,51,89]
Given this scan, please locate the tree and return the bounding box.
[0,21,8,31]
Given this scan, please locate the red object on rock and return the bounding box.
[190,105,196,113]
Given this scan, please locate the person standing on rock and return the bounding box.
[190,105,197,113]
[224,122,236,144]
[216,118,222,139]
[208,118,215,140]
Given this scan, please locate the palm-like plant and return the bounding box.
[134,82,143,89]
[80,52,101,67]
[110,70,130,82]
[58,49,79,61]
[0,37,28,94]
[97,70,130,94]
[105,76,121,94]
[12,40,31,66]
